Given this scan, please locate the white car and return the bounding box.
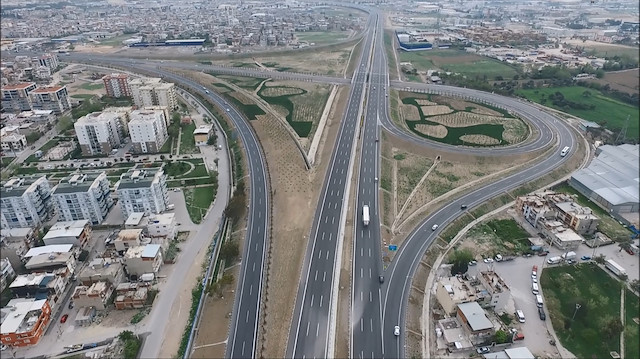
[532,276,538,283]
[431,224,439,231]
[483,258,494,263]
[394,325,400,336]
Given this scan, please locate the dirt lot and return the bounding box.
[586,68,640,95]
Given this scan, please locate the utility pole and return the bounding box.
[572,303,582,320]
[615,115,629,144]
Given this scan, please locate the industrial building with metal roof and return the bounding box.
[568,144,639,215]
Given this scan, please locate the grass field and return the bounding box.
[397,49,519,79]
[624,289,640,359]
[79,83,104,91]
[467,218,531,254]
[179,123,199,154]
[517,86,639,138]
[295,31,349,45]
[99,34,138,46]
[183,185,216,224]
[541,263,637,359]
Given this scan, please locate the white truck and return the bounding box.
[547,256,563,265]
[561,251,577,261]
[605,259,627,277]
[362,205,370,226]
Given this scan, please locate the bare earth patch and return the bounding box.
[420,105,453,116]
[428,112,504,127]
[460,134,501,145]
[414,124,448,138]
[415,98,438,106]
[400,104,421,122]
[471,106,504,117]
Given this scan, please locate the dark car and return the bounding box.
[537,251,549,256]
[460,204,468,210]
[581,255,592,261]
[379,276,384,283]
[538,307,546,320]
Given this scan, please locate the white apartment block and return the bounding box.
[29,86,71,115]
[1,82,37,112]
[74,112,125,156]
[1,176,53,229]
[130,77,177,110]
[128,109,168,153]
[115,168,169,218]
[52,172,113,225]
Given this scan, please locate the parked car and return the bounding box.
[538,251,549,256]
[513,332,525,341]
[468,260,477,266]
[566,259,576,265]
[581,255,592,261]
[483,258,494,263]
[476,347,490,354]
[60,314,68,323]
[538,307,546,320]
[626,248,635,255]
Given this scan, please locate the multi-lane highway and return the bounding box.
[285,15,378,359]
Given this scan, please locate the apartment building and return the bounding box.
[130,77,177,110]
[29,86,71,115]
[115,168,169,217]
[52,172,113,224]
[477,270,511,311]
[1,258,16,293]
[1,176,53,229]
[1,126,28,152]
[552,201,599,235]
[42,220,91,247]
[128,109,168,153]
[72,281,113,310]
[124,244,163,277]
[74,112,125,156]
[77,258,125,287]
[8,272,67,301]
[1,82,37,112]
[37,53,59,71]
[114,282,149,309]
[125,212,177,239]
[102,73,131,98]
[0,298,52,347]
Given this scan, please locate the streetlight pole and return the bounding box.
[572,303,582,320]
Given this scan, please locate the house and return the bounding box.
[114,282,149,309]
[123,244,163,277]
[23,244,76,274]
[114,228,143,252]
[456,302,495,343]
[436,317,474,353]
[8,271,67,301]
[193,124,213,145]
[477,271,510,311]
[435,276,479,315]
[74,306,96,327]
[72,281,113,310]
[483,346,535,359]
[77,258,125,287]
[0,298,52,347]
[0,227,36,270]
[42,220,91,247]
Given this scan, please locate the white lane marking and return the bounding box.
[306,321,310,336]
[320,295,324,308]
[323,272,327,282]
[311,294,314,307]
[315,270,318,281]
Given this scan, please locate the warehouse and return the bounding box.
[568,144,639,215]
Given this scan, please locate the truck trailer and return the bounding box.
[605,259,627,277]
[362,205,370,226]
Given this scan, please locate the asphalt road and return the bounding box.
[285,14,377,359]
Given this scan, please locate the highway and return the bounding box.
[285,15,377,359]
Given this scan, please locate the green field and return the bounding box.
[397,49,519,79]
[624,289,640,359]
[183,185,216,224]
[99,34,138,47]
[295,31,349,45]
[517,86,639,138]
[179,123,199,154]
[541,263,637,359]
[79,83,104,91]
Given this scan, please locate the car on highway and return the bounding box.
[581,255,592,260]
[379,276,384,284]
[538,307,546,320]
[60,314,68,323]
[476,347,490,354]
[431,224,438,231]
[394,325,400,336]
[226,108,230,112]
[460,204,467,210]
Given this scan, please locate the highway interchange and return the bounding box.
[58,11,580,357]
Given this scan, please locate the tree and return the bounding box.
[630,279,640,293]
[207,135,216,146]
[494,330,510,344]
[220,241,239,263]
[617,239,633,252]
[224,192,246,222]
[593,254,606,264]
[171,112,181,124]
[448,248,474,275]
[602,318,624,339]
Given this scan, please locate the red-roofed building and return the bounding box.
[102,73,131,98]
[1,82,37,112]
[29,86,71,115]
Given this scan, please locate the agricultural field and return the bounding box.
[397,49,519,80]
[517,86,639,139]
[541,263,638,359]
[398,92,529,146]
[565,39,640,61]
[294,31,350,45]
[586,68,640,95]
[257,80,331,139]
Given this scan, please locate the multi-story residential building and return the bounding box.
[477,270,511,311]
[123,244,163,277]
[130,78,177,110]
[37,53,59,71]
[1,258,16,293]
[42,220,91,247]
[552,201,599,235]
[435,276,479,315]
[115,168,169,217]
[1,176,53,229]
[1,82,37,112]
[0,227,36,270]
[0,298,52,347]
[8,272,67,300]
[72,281,113,310]
[114,282,149,310]
[114,228,143,252]
[29,86,71,115]
[1,126,28,152]
[77,258,125,287]
[128,109,168,153]
[102,73,131,98]
[74,112,125,156]
[52,172,113,224]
